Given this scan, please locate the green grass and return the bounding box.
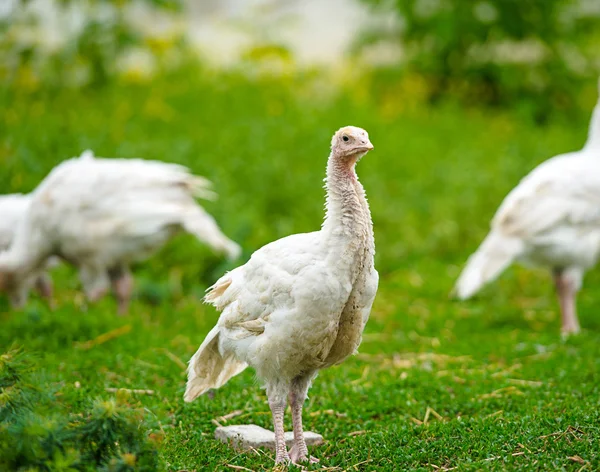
[1,67,599,471]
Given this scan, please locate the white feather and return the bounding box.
[0,152,240,306]
[185,126,379,403]
[0,194,31,250]
[455,83,600,300]
[0,194,59,306]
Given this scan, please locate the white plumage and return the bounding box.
[0,194,31,251]
[454,79,600,334]
[185,126,378,465]
[0,150,241,312]
[0,194,56,305]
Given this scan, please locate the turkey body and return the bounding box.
[185,126,378,465]
[207,222,377,385]
[496,153,600,270]
[0,151,240,311]
[454,81,600,334]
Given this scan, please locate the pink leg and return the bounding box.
[79,265,110,306]
[268,396,290,464]
[35,273,55,309]
[553,270,581,335]
[88,286,109,302]
[288,376,319,464]
[109,267,133,316]
[35,274,53,299]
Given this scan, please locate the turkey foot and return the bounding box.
[288,444,319,464]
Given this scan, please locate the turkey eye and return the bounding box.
[342,136,349,142]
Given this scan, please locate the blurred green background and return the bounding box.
[1,1,599,471]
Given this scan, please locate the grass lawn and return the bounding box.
[1,68,599,471]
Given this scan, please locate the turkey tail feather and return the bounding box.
[453,232,523,299]
[182,206,241,260]
[184,326,247,402]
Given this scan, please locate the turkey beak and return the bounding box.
[361,140,374,151]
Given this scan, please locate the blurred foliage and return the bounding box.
[359,0,600,119]
[2,0,598,119]
[0,346,161,471]
[0,0,184,89]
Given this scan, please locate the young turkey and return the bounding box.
[0,150,241,313]
[185,126,378,465]
[454,79,600,334]
[0,194,56,306]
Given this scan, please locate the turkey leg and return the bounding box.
[553,269,581,335]
[288,375,319,464]
[108,266,133,315]
[268,394,290,464]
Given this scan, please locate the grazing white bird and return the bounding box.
[185,126,378,465]
[0,194,55,306]
[454,79,600,334]
[0,150,241,313]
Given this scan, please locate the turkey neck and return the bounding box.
[322,152,373,246]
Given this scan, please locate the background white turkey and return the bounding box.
[184,126,378,465]
[0,150,241,313]
[454,79,600,334]
[0,193,57,306]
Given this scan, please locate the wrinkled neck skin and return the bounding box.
[583,104,600,151]
[322,151,374,249]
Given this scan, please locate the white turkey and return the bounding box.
[454,79,600,334]
[185,126,378,465]
[0,193,56,306]
[0,150,241,313]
